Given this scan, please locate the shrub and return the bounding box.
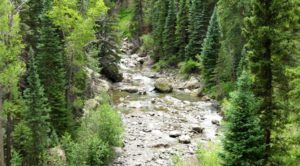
[86,137,113,166]
[140,34,154,53]
[179,59,201,75]
[79,103,123,146]
[197,142,221,166]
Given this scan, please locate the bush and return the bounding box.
[197,142,221,166]
[179,59,201,75]
[86,138,113,166]
[79,103,123,146]
[140,34,154,53]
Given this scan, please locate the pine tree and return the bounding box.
[221,70,264,166]
[244,0,299,163]
[152,0,168,61]
[23,50,50,165]
[36,14,73,136]
[185,0,206,59]
[175,0,189,60]
[130,0,144,41]
[201,8,221,88]
[162,0,177,62]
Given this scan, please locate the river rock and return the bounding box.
[212,120,220,126]
[154,78,173,93]
[179,135,191,144]
[185,76,201,90]
[169,131,181,138]
[191,124,204,133]
[120,86,139,93]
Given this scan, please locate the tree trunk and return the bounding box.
[5,112,12,166]
[0,88,5,166]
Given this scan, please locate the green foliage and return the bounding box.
[11,150,22,166]
[201,8,221,88]
[22,51,51,165]
[37,14,73,136]
[197,142,221,166]
[244,0,299,163]
[163,0,177,60]
[140,34,154,54]
[221,71,264,166]
[175,0,189,61]
[171,154,183,166]
[118,7,134,37]
[62,134,113,166]
[151,0,168,61]
[130,0,144,39]
[185,0,206,59]
[179,59,201,75]
[79,103,123,146]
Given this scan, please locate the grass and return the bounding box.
[197,142,221,166]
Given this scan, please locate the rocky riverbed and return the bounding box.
[111,40,222,166]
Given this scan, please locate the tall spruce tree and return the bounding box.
[185,0,206,59]
[175,0,189,60]
[130,0,144,41]
[163,0,177,63]
[152,0,168,61]
[245,0,299,163]
[37,12,73,136]
[23,50,50,165]
[221,70,264,166]
[201,8,221,88]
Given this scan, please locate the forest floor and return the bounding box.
[110,40,222,166]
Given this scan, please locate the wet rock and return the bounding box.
[169,131,181,138]
[114,147,123,158]
[101,61,123,82]
[185,76,201,90]
[201,95,211,101]
[120,86,139,93]
[154,78,173,93]
[212,120,220,126]
[191,125,204,133]
[179,135,191,144]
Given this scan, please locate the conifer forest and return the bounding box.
[0,0,299,165]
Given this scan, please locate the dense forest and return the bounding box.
[0,0,299,166]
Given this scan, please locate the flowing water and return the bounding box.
[111,41,222,166]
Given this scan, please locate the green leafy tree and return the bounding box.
[185,0,206,59]
[244,0,299,164]
[130,0,144,40]
[0,1,24,165]
[201,8,221,88]
[22,50,51,165]
[221,71,264,166]
[175,0,189,60]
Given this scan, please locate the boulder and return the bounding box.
[48,146,66,166]
[101,62,123,82]
[185,76,201,90]
[179,135,191,144]
[154,78,173,93]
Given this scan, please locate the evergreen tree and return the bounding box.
[244,0,299,163]
[201,8,221,88]
[152,0,168,61]
[185,0,206,59]
[221,70,264,166]
[130,0,144,41]
[36,14,73,136]
[162,0,177,63]
[175,0,189,60]
[23,50,50,165]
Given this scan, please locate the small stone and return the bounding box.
[179,135,191,144]
[212,120,220,126]
[169,131,181,138]
[191,124,204,133]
